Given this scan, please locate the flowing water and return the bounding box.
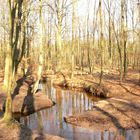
[20,82,140,140]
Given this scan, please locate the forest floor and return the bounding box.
[46,68,140,131]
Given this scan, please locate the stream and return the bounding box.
[20,82,140,140]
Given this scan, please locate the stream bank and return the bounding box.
[20,82,140,140]
[45,70,140,132]
[0,69,140,140]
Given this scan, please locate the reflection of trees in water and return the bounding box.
[37,111,43,133]
[80,94,82,112]
[72,93,75,114]
[44,85,97,117]
[56,88,63,129]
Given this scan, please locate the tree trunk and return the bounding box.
[3,45,13,122]
[33,0,43,94]
[99,0,103,85]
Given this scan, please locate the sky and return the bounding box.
[77,0,139,29]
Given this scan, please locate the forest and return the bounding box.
[0,0,140,140]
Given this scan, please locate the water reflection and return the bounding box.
[20,84,140,140]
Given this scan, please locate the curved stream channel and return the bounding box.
[20,82,140,140]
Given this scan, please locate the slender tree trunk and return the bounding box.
[33,0,44,94]
[87,0,92,74]
[57,0,62,71]
[121,0,128,79]
[99,0,103,85]
[71,0,77,77]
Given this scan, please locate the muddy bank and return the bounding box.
[12,92,55,116]
[0,92,54,118]
[0,121,65,140]
[45,69,140,97]
[1,75,55,117]
[46,73,110,98]
[64,97,140,131]
[64,100,140,131]
[62,70,140,131]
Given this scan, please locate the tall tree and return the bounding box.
[121,0,128,79]
[4,0,26,89]
[98,0,103,85]
[33,0,44,94]
[2,0,28,122]
[71,0,77,77]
